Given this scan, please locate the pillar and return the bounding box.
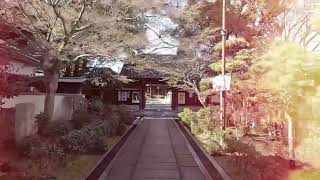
[139,83,146,110]
[171,89,178,111]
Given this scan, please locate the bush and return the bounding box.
[190,119,204,135]
[204,128,228,155]
[110,105,135,125]
[178,108,196,127]
[179,108,228,154]
[61,123,108,154]
[61,109,126,154]
[71,111,94,129]
[88,99,104,114]
[35,112,49,135]
[45,121,74,137]
[102,112,120,136]
[65,95,88,112]
[196,108,220,130]
[19,136,65,161]
[179,108,220,135]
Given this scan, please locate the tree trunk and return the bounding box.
[285,111,295,167]
[74,61,80,77]
[193,85,207,108]
[44,70,59,122]
[100,88,104,100]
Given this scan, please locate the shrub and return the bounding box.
[110,105,135,125]
[71,111,94,129]
[190,118,204,135]
[35,112,49,135]
[19,136,65,161]
[45,142,65,160]
[178,108,196,127]
[102,112,120,136]
[65,96,88,112]
[179,108,228,154]
[88,99,104,114]
[204,128,228,155]
[196,108,219,130]
[180,108,220,135]
[61,123,108,154]
[231,127,245,139]
[45,121,74,137]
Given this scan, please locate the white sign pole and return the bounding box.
[212,75,231,91]
[218,0,228,129]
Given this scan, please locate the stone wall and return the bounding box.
[0,109,15,143]
[3,93,85,121]
[10,94,87,144]
[15,103,36,144]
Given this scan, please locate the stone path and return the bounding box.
[100,116,207,180]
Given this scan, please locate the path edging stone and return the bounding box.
[175,119,232,180]
[85,117,142,180]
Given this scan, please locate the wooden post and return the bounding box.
[139,82,146,110]
[171,90,178,111]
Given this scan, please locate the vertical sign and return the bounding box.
[212,75,231,91]
[178,92,186,105]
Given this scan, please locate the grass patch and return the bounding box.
[56,155,100,180]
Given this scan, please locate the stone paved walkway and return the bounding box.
[100,116,207,180]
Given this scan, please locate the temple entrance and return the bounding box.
[145,84,172,110]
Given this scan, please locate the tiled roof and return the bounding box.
[120,64,170,79]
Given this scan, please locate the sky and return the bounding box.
[87,58,124,73]
[143,0,188,55]
[91,0,188,70]
[143,12,179,55]
[287,0,320,53]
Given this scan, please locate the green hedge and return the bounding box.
[178,107,228,154]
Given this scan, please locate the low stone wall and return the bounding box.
[14,94,85,121]
[0,109,15,143]
[11,94,87,144]
[15,103,37,144]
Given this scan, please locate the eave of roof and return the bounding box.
[58,77,87,83]
[120,64,170,79]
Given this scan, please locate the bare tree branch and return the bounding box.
[292,19,308,41]
[75,24,92,33]
[305,32,319,47]
[72,53,93,62]
[51,2,68,40]
[287,14,309,39]
[145,46,176,54]
[144,24,177,47]
[0,43,41,63]
[312,42,320,51]
[47,17,58,42]
[17,3,47,43]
